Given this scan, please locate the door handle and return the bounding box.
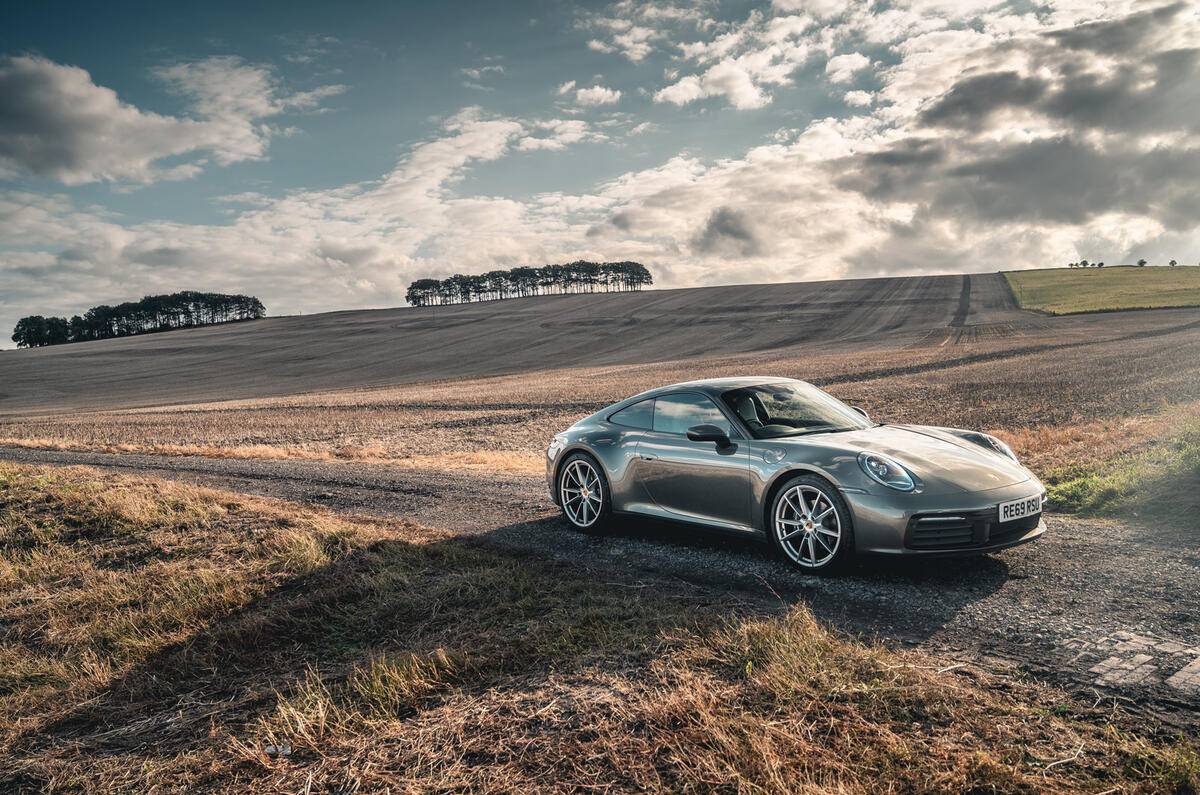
[640,454,658,461]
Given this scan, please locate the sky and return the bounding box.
[2,0,1198,342]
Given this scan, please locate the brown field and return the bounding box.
[3,275,1200,791]
[4,305,1199,483]
[2,462,1195,793]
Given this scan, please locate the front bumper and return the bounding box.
[847,480,1047,556]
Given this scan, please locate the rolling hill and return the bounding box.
[0,272,1036,415]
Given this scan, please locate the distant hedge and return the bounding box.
[12,291,266,348]
[406,260,652,306]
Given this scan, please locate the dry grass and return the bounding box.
[2,462,1197,793]
[0,437,545,473]
[987,399,1200,468]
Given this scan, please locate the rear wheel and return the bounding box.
[768,475,854,573]
[558,453,612,532]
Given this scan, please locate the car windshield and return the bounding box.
[720,382,872,439]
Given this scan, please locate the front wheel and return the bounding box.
[768,475,854,573]
[557,453,612,532]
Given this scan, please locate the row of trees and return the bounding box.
[1068,258,1189,268]
[11,291,266,348]
[406,261,652,306]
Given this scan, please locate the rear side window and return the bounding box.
[652,393,733,436]
[609,398,654,429]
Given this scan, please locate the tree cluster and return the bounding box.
[11,291,266,348]
[406,261,652,306]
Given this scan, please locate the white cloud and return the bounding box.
[824,52,871,83]
[460,65,504,80]
[655,44,809,109]
[844,90,874,107]
[517,119,601,151]
[575,85,623,105]
[771,0,850,20]
[0,55,342,185]
[557,80,577,95]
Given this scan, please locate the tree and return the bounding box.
[12,316,49,348]
[1079,259,1089,268]
[12,292,266,348]
[405,278,440,306]
[1137,258,1147,267]
[406,261,653,306]
[1169,259,1177,267]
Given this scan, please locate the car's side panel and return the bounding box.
[635,429,752,527]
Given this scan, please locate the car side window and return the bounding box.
[609,398,654,429]
[653,393,733,437]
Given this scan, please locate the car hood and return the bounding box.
[776,423,1033,495]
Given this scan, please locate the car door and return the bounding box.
[634,391,752,527]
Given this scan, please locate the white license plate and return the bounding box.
[998,494,1042,522]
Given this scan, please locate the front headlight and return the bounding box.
[547,434,567,460]
[858,452,915,491]
[979,433,1019,463]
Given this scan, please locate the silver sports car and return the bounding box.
[546,377,1045,572]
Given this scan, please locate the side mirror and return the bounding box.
[851,406,870,421]
[687,423,732,448]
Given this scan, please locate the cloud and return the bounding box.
[1045,1,1186,53]
[575,85,622,105]
[460,64,504,80]
[622,7,817,109]
[824,52,870,83]
[690,206,763,256]
[6,2,1200,342]
[916,71,1048,130]
[0,55,342,185]
[589,20,662,62]
[517,119,601,150]
[772,0,848,20]
[655,45,811,109]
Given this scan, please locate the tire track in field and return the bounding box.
[948,274,971,328]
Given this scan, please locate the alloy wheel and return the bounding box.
[774,483,842,569]
[561,459,603,528]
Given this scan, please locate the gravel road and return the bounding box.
[4,445,1198,728]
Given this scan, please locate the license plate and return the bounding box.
[998,494,1042,522]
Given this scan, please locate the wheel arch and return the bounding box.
[552,444,607,498]
[760,465,855,538]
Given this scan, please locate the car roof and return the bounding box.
[627,376,798,401]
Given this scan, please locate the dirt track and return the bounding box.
[4,445,1197,729]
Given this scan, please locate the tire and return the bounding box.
[768,474,854,573]
[557,452,613,533]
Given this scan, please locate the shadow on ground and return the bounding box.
[18,512,1012,767]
